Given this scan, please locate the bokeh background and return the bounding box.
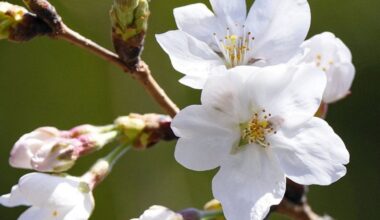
[1,0,379,219]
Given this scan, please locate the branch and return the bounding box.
[23,0,179,117]
[56,25,179,117]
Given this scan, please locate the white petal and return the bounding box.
[172,105,240,171]
[336,36,353,62]
[174,3,222,45]
[19,206,70,220]
[63,194,94,220]
[246,0,311,64]
[323,62,355,103]
[212,146,286,220]
[201,67,254,122]
[210,0,246,25]
[270,117,349,185]
[156,30,224,87]
[178,75,208,90]
[0,185,30,207]
[244,64,326,128]
[134,205,182,220]
[18,173,85,207]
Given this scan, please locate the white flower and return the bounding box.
[295,32,355,103]
[172,64,349,220]
[156,0,311,88]
[0,173,94,220]
[131,205,183,220]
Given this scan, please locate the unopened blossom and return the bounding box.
[132,205,183,220]
[156,0,311,88]
[0,2,27,39]
[295,32,355,103]
[172,64,349,220]
[10,125,118,172]
[0,173,94,220]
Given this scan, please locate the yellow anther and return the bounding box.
[52,210,59,217]
[229,35,238,42]
[213,25,256,67]
[241,110,276,148]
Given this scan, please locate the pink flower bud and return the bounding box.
[9,125,118,173]
[9,127,61,169]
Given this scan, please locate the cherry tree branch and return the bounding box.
[57,24,179,117]
[21,0,179,117]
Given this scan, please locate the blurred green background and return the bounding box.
[0,0,379,219]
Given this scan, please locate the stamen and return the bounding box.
[315,54,335,72]
[241,109,276,148]
[52,210,59,217]
[212,24,255,68]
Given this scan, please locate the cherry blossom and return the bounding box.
[156,0,311,88]
[172,64,349,220]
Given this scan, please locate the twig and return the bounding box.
[57,24,179,117]
[19,1,179,116]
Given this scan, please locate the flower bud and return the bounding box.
[0,2,28,39]
[114,115,145,143]
[110,0,150,68]
[23,0,62,33]
[204,199,222,211]
[114,113,174,150]
[203,199,225,220]
[9,125,119,173]
[30,137,81,172]
[0,2,51,41]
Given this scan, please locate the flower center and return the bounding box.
[315,53,334,72]
[240,110,276,148]
[213,25,255,68]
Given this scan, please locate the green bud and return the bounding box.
[110,0,150,68]
[114,115,146,144]
[114,113,174,150]
[0,2,28,40]
[0,2,51,42]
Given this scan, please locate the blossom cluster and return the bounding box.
[157,0,355,220]
[0,0,355,220]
